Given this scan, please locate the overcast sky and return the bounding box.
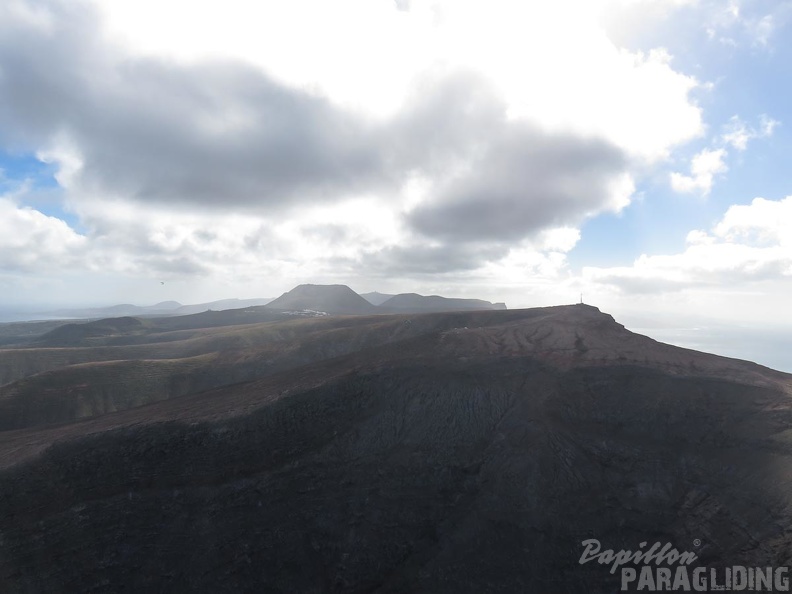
[1,0,791,370]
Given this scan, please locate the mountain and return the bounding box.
[32,316,148,347]
[27,307,295,350]
[0,319,82,347]
[1,305,791,592]
[360,291,396,305]
[265,285,507,314]
[264,283,377,314]
[172,297,274,315]
[45,302,183,318]
[379,292,507,312]
[23,286,506,325]
[42,297,274,320]
[0,285,505,349]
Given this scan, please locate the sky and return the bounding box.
[1,0,791,370]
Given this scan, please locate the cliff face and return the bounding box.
[1,305,791,593]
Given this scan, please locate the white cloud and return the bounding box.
[721,114,779,151]
[670,113,778,196]
[752,13,775,46]
[584,196,792,293]
[670,147,728,195]
[0,0,714,306]
[0,198,86,272]
[713,196,792,246]
[88,0,703,161]
[1,0,55,31]
[700,0,785,49]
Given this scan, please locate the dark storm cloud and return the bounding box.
[0,1,631,274]
[359,242,509,275]
[80,62,384,206]
[391,72,627,242]
[407,129,626,242]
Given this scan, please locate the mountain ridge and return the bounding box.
[379,292,506,312]
[2,302,790,593]
[42,297,275,320]
[264,283,377,315]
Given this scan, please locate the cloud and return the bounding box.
[0,0,706,284]
[751,13,775,46]
[721,114,779,151]
[359,242,510,276]
[406,125,631,242]
[584,196,792,293]
[670,148,728,195]
[0,3,634,224]
[0,4,389,211]
[701,0,789,49]
[713,196,792,246]
[0,198,86,272]
[89,0,704,161]
[670,113,778,196]
[0,1,641,276]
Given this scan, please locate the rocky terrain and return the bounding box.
[1,303,791,592]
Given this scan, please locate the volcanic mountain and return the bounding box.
[1,305,791,592]
[265,283,377,315]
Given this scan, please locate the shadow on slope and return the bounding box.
[0,352,791,593]
[0,310,549,429]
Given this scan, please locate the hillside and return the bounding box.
[379,292,507,312]
[35,316,148,347]
[1,305,791,592]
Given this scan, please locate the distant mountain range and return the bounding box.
[379,292,506,313]
[0,285,508,347]
[265,284,506,315]
[44,297,275,320]
[31,285,506,323]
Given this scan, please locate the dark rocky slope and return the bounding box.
[0,311,539,428]
[1,305,791,593]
